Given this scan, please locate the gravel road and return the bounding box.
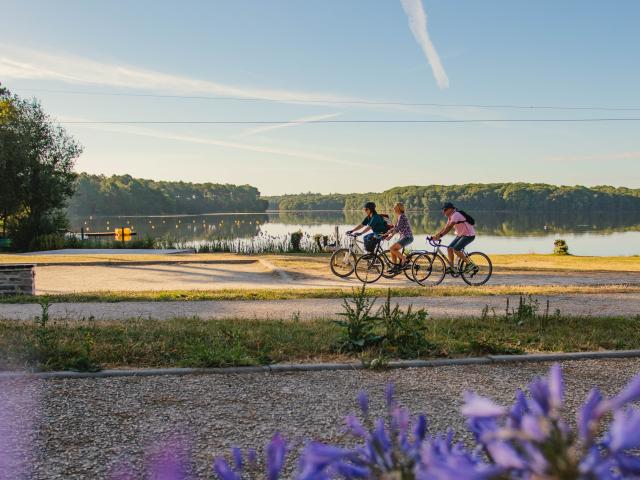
[34,263,640,294]
[2,358,639,479]
[1,293,639,321]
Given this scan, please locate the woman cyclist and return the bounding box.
[385,202,413,274]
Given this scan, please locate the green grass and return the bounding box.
[2,314,639,372]
[1,284,639,304]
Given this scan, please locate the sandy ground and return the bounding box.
[32,262,640,294]
[2,293,639,321]
[2,358,640,479]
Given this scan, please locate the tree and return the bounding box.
[0,85,82,250]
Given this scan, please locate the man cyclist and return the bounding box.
[432,202,477,274]
[346,201,388,251]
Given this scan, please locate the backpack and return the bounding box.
[363,233,380,253]
[379,213,394,232]
[455,210,476,226]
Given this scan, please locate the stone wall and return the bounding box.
[0,264,35,296]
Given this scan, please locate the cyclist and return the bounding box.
[346,201,388,252]
[432,202,477,274]
[385,202,413,273]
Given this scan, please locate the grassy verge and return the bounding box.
[1,284,639,304]
[2,314,639,372]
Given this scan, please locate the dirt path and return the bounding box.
[33,263,640,294]
[2,293,639,321]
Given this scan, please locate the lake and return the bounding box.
[69,210,640,256]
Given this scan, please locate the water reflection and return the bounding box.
[69,210,640,256]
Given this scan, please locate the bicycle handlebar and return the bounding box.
[425,235,442,247]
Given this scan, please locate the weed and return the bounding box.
[334,286,382,353]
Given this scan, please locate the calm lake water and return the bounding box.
[70,210,640,256]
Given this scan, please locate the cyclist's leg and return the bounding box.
[447,237,462,266]
[397,236,413,264]
[389,242,401,264]
[452,236,476,268]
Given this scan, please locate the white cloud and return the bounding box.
[399,0,450,89]
[235,112,343,138]
[0,44,371,105]
[59,115,370,168]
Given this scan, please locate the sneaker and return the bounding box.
[387,264,401,274]
[463,262,478,274]
[444,266,455,275]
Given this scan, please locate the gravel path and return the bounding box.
[1,293,639,321]
[2,358,639,479]
[33,263,640,294]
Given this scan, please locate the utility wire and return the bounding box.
[15,88,640,112]
[60,118,640,125]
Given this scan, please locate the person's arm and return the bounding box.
[433,222,453,240]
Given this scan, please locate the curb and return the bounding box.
[20,259,258,267]
[2,349,640,380]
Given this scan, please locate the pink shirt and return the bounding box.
[447,211,476,237]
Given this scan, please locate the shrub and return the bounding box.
[554,238,570,255]
[290,230,304,252]
[334,286,382,352]
[28,233,65,251]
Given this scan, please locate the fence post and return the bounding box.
[121,226,125,247]
[80,227,84,241]
[334,225,339,246]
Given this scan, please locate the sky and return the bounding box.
[1,0,639,195]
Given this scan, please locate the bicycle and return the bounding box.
[329,232,365,277]
[353,234,419,283]
[411,236,493,286]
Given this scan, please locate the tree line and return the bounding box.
[68,174,268,215]
[271,183,640,212]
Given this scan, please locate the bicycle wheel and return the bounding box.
[380,250,400,279]
[354,254,384,283]
[459,252,493,286]
[329,248,357,278]
[413,253,446,286]
[403,253,419,282]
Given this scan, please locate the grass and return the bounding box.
[1,284,639,304]
[2,314,639,372]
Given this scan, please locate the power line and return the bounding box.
[60,118,640,125]
[15,87,640,112]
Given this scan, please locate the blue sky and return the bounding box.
[2,0,639,195]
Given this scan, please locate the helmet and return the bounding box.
[363,201,376,210]
[441,202,455,210]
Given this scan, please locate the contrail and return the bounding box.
[0,44,371,106]
[399,0,450,89]
[236,112,343,138]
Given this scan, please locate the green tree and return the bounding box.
[0,86,82,250]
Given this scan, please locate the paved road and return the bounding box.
[3,358,640,479]
[1,293,639,321]
[33,263,640,294]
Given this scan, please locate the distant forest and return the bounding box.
[68,173,268,215]
[268,183,640,212]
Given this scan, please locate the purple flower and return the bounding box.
[598,373,640,414]
[461,392,506,418]
[345,414,367,438]
[548,363,564,411]
[385,384,395,407]
[578,388,603,442]
[266,433,287,480]
[150,443,189,480]
[607,408,640,452]
[213,457,242,480]
[357,390,369,415]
